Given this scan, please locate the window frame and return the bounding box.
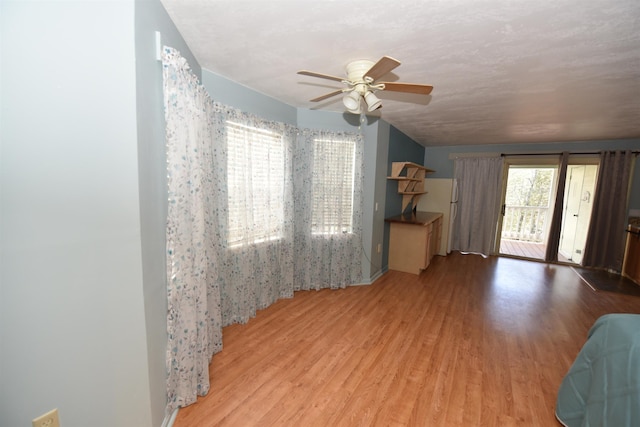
[311,136,357,236]
[225,120,286,248]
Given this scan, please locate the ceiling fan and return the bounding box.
[298,56,433,114]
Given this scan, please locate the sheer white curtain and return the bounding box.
[212,111,297,325]
[163,47,364,415]
[163,47,223,413]
[293,129,364,290]
[452,156,504,256]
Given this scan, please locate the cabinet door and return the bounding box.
[431,217,442,258]
[389,223,429,275]
[424,223,433,269]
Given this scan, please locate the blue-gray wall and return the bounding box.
[424,139,640,212]
[134,0,203,424]
[203,71,296,124]
[368,119,391,281]
[1,0,205,426]
[381,125,426,271]
[1,1,153,426]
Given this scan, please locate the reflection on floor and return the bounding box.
[573,266,640,297]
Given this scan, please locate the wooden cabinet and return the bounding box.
[387,162,435,212]
[386,211,443,275]
[623,225,640,285]
[430,215,443,262]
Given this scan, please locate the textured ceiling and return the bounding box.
[160,0,640,147]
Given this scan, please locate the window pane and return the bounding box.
[226,121,284,246]
[312,137,355,234]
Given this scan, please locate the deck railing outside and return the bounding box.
[501,206,549,243]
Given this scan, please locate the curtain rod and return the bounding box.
[500,150,640,157]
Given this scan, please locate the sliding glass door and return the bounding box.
[497,156,599,264]
[497,161,558,260]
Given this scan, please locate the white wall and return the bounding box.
[1,2,153,426]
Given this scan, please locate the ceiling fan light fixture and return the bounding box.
[299,55,432,113]
[364,91,382,112]
[343,90,361,114]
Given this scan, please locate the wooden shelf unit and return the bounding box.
[387,162,435,212]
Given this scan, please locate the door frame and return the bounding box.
[558,158,600,263]
[495,154,600,262]
[495,156,560,257]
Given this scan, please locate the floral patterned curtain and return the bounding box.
[162,47,364,415]
[212,111,297,325]
[293,129,364,290]
[163,47,223,413]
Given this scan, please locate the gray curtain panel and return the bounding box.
[582,150,634,272]
[544,152,569,262]
[452,156,504,256]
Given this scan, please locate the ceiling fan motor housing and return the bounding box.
[346,60,375,84]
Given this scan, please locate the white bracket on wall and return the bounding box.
[155,31,162,61]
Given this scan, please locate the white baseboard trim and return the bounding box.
[357,268,387,285]
[161,408,179,427]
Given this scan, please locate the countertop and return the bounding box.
[385,211,443,226]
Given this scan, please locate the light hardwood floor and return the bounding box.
[174,252,640,426]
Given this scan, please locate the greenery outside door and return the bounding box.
[497,162,557,260]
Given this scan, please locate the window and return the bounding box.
[226,121,285,247]
[312,137,356,234]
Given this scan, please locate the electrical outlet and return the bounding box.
[32,408,60,427]
[377,243,382,253]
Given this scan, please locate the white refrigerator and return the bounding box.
[416,178,458,256]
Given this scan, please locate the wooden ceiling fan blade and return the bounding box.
[380,82,433,95]
[310,89,344,102]
[364,56,401,81]
[298,70,344,82]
